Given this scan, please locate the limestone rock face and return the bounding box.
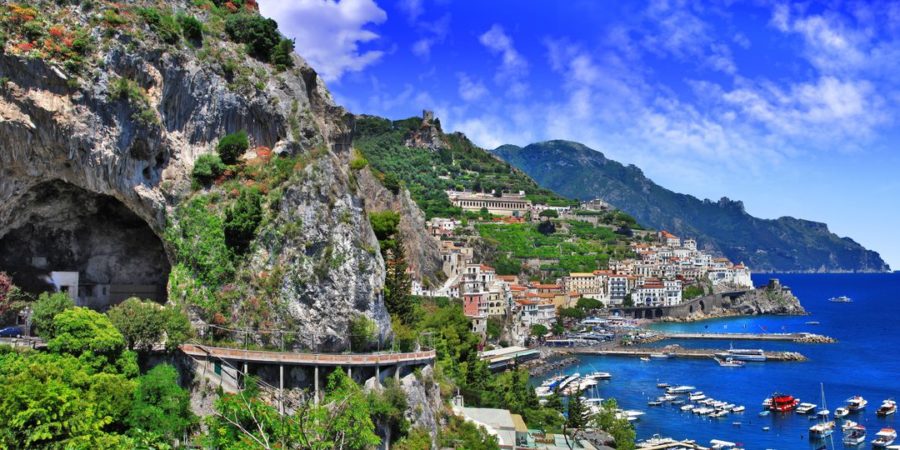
[0,0,389,347]
[723,279,806,316]
[357,167,445,287]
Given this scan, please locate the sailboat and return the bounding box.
[809,383,836,439]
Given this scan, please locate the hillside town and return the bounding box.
[415,193,754,339]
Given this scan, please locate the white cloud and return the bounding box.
[397,0,423,23]
[409,14,451,59]
[479,24,529,97]
[456,73,488,102]
[258,0,387,83]
[641,1,737,74]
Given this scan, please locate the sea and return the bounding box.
[535,273,900,449]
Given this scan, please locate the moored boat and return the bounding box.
[878,399,897,417]
[843,420,859,431]
[769,393,800,412]
[843,425,866,446]
[829,295,852,303]
[847,395,868,412]
[649,352,670,360]
[796,403,818,414]
[657,382,670,389]
[732,405,745,413]
[716,344,767,362]
[835,406,850,418]
[873,428,897,448]
[713,357,745,368]
[667,385,696,395]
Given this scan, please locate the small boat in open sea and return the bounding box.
[829,295,853,303]
[805,321,821,325]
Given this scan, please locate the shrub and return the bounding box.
[538,209,558,218]
[224,13,281,62]
[192,154,225,185]
[178,14,203,42]
[369,210,400,241]
[223,187,263,255]
[382,172,401,194]
[137,8,181,44]
[530,324,548,337]
[349,315,376,351]
[270,38,294,69]
[350,155,369,171]
[217,131,249,164]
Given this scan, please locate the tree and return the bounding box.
[566,389,588,429]
[48,307,137,376]
[369,210,401,242]
[224,187,263,254]
[107,298,167,352]
[216,131,250,164]
[530,324,548,337]
[623,293,634,308]
[382,172,401,194]
[537,220,556,235]
[539,209,559,218]
[0,351,136,448]
[368,379,409,446]
[126,364,196,443]
[384,232,414,323]
[593,399,635,450]
[31,291,75,338]
[107,298,192,353]
[192,153,225,185]
[576,297,603,311]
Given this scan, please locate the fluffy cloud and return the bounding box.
[479,24,529,97]
[456,73,488,102]
[258,0,387,82]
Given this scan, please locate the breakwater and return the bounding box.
[556,347,807,361]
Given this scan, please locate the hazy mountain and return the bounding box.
[493,140,890,273]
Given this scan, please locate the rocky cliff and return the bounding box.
[357,167,445,287]
[0,0,390,350]
[666,279,806,322]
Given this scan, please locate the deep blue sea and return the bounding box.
[536,273,900,449]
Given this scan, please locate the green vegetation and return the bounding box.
[683,284,705,300]
[354,115,572,219]
[224,13,294,69]
[178,14,203,42]
[137,7,181,44]
[593,399,636,450]
[165,195,235,288]
[223,187,263,255]
[476,221,634,278]
[192,153,226,185]
[216,130,250,164]
[109,77,158,126]
[349,314,377,351]
[107,298,192,352]
[30,291,74,338]
[530,324,549,336]
[126,364,197,442]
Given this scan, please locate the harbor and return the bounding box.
[657,332,835,343]
[554,347,808,362]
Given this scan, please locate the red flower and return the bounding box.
[224,1,239,12]
[16,42,34,52]
[49,26,65,38]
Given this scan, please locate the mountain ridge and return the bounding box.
[492,140,890,273]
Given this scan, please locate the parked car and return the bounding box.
[0,326,22,338]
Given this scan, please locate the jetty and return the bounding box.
[560,347,807,362]
[659,332,835,343]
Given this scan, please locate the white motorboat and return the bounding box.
[732,405,745,413]
[667,385,696,395]
[710,439,738,449]
[690,393,707,402]
[711,410,729,418]
[557,373,580,391]
[829,295,853,303]
[715,344,767,362]
[657,382,670,389]
[796,402,818,414]
[640,356,651,362]
[835,406,850,418]
[681,404,695,412]
[873,428,897,448]
[843,425,867,446]
[847,395,868,412]
[586,371,613,381]
[649,353,670,360]
[648,400,663,406]
[637,434,679,448]
[878,400,897,417]
[714,357,745,368]
[843,420,859,431]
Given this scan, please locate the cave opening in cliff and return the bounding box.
[0,181,170,309]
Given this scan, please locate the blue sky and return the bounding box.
[260,0,900,270]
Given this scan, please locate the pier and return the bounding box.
[658,332,835,343]
[555,347,807,361]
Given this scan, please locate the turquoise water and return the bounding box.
[536,273,900,449]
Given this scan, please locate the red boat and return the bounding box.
[769,393,800,412]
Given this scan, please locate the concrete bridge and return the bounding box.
[181,344,436,404]
[610,290,748,320]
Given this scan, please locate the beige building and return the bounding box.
[446,190,532,217]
